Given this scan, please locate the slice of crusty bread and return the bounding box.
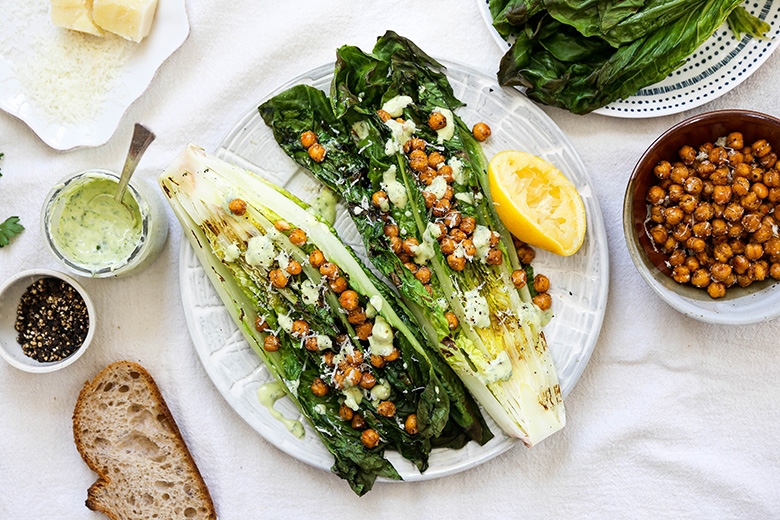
[73,361,216,520]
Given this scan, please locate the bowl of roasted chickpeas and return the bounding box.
[624,110,780,325]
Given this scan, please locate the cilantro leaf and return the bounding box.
[0,216,23,247]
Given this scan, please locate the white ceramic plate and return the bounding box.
[178,61,609,481]
[0,0,189,150]
[478,0,780,118]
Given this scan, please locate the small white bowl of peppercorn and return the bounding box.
[0,269,95,372]
[624,110,780,325]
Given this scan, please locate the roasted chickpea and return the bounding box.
[439,165,455,182]
[428,151,445,169]
[680,194,698,214]
[355,321,374,341]
[710,262,733,282]
[697,161,716,178]
[711,185,732,205]
[485,248,503,265]
[669,249,686,267]
[461,239,477,258]
[473,122,491,141]
[444,210,462,228]
[338,290,360,311]
[727,132,744,149]
[760,152,778,169]
[670,164,690,184]
[650,206,666,224]
[745,243,764,261]
[460,217,477,235]
[753,139,772,158]
[361,429,380,448]
[370,354,386,369]
[440,236,457,255]
[377,401,397,418]
[429,111,447,130]
[359,372,377,390]
[410,155,428,172]
[713,242,734,263]
[749,261,768,281]
[310,378,329,397]
[511,269,528,288]
[319,262,340,280]
[339,403,354,421]
[647,186,667,204]
[686,237,706,253]
[672,223,692,243]
[693,202,714,222]
[415,266,432,284]
[432,199,451,217]
[304,337,320,352]
[665,206,684,226]
[685,256,701,272]
[672,266,691,284]
[445,312,459,330]
[301,131,318,149]
[269,269,289,288]
[707,282,726,298]
[654,161,672,179]
[753,224,773,243]
[423,191,437,209]
[678,145,696,165]
[533,292,552,311]
[330,276,348,294]
[308,143,326,162]
[228,198,247,215]
[389,236,403,255]
[691,269,711,288]
[309,249,325,268]
[733,162,752,178]
[287,229,307,247]
[709,147,728,165]
[732,255,750,275]
[723,203,745,222]
[347,308,367,325]
[283,260,302,276]
[692,221,712,238]
[402,237,419,256]
[351,413,366,430]
[770,263,780,279]
[533,274,550,293]
[517,245,536,264]
[290,320,309,339]
[263,335,280,352]
[728,149,745,165]
[447,254,466,271]
[405,414,419,435]
[684,177,703,195]
[384,348,401,362]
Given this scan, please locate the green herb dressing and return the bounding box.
[310,186,338,225]
[50,178,142,269]
[257,381,305,438]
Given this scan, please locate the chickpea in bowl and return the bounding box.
[624,110,780,325]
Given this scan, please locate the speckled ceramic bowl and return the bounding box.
[0,269,95,372]
[624,110,780,325]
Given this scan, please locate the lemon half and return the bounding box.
[488,150,586,256]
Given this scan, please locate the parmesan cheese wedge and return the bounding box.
[92,0,158,42]
[51,0,105,37]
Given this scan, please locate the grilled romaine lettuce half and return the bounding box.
[260,32,565,446]
[160,144,489,496]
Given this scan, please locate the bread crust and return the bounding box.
[73,361,216,520]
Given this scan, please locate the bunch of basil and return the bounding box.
[491,0,771,114]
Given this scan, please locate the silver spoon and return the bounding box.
[113,123,156,203]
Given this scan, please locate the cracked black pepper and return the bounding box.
[15,278,89,362]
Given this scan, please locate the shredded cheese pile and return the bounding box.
[2,2,134,124]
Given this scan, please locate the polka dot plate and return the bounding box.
[478,0,780,118]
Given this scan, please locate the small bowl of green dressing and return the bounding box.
[42,169,168,278]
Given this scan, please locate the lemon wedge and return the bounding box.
[488,150,586,256]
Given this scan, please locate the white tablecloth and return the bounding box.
[1,1,779,518]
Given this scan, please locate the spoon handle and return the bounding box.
[114,123,156,203]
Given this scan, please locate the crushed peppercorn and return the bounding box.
[15,278,89,362]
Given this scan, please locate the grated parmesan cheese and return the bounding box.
[3,1,134,124]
